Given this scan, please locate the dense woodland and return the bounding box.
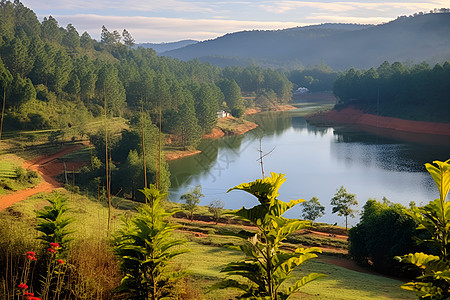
[0,1,294,196]
[333,61,450,122]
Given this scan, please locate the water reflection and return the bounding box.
[169,110,449,225]
[332,128,449,172]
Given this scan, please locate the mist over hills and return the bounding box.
[137,39,198,53]
[162,13,450,70]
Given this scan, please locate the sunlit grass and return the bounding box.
[2,190,417,300]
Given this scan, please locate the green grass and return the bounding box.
[171,232,415,300]
[0,160,17,179]
[292,260,414,299]
[287,231,348,250]
[2,191,416,300]
[59,146,92,162]
[0,154,41,194]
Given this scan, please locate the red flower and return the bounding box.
[46,248,56,253]
[50,242,60,248]
[28,297,42,300]
[24,292,34,296]
[18,283,28,289]
[57,259,64,264]
[26,251,35,257]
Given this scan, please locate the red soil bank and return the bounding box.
[312,107,450,136]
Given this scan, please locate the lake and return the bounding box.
[168,109,449,226]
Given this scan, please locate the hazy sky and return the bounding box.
[21,0,448,43]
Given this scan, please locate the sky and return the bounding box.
[21,0,449,43]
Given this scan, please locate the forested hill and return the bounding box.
[163,13,450,70]
[137,40,198,54]
[0,0,295,196]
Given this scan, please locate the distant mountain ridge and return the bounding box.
[162,13,450,70]
[137,39,198,53]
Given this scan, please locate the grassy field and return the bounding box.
[0,153,41,195]
[0,160,16,179]
[0,191,416,300]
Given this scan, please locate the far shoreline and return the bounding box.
[165,104,297,161]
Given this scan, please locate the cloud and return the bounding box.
[259,1,449,14]
[22,0,221,14]
[52,14,310,42]
[306,14,392,24]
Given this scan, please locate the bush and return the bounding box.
[348,198,428,276]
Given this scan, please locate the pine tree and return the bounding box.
[122,29,135,47]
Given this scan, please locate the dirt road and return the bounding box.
[0,144,84,210]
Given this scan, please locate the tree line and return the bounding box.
[0,0,294,198]
[333,61,450,122]
[0,1,293,135]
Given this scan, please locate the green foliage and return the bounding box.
[35,193,74,249]
[396,159,450,299]
[300,197,325,224]
[213,173,325,299]
[180,185,204,220]
[333,61,450,122]
[348,198,423,276]
[113,186,188,299]
[330,186,358,230]
[288,67,338,92]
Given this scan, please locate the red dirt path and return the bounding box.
[0,144,85,210]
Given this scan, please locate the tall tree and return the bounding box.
[48,49,72,94]
[301,196,325,224]
[330,186,358,230]
[62,23,80,50]
[218,79,243,113]
[100,25,115,45]
[40,16,62,44]
[4,37,32,77]
[175,90,202,149]
[96,63,126,116]
[122,29,135,47]
[0,58,13,139]
[193,83,218,133]
[80,31,94,49]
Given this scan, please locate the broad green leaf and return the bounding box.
[227,173,286,208]
[395,252,440,269]
[425,159,450,202]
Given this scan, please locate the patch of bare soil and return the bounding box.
[165,149,202,161]
[202,128,225,139]
[244,108,262,115]
[318,256,379,275]
[0,144,85,210]
[307,230,348,240]
[267,104,297,111]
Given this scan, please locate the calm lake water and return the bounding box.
[168,109,450,226]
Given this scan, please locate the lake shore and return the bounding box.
[165,104,296,161]
[307,106,450,136]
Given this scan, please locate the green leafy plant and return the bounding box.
[35,193,74,249]
[213,173,325,300]
[113,186,188,299]
[396,159,450,299]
